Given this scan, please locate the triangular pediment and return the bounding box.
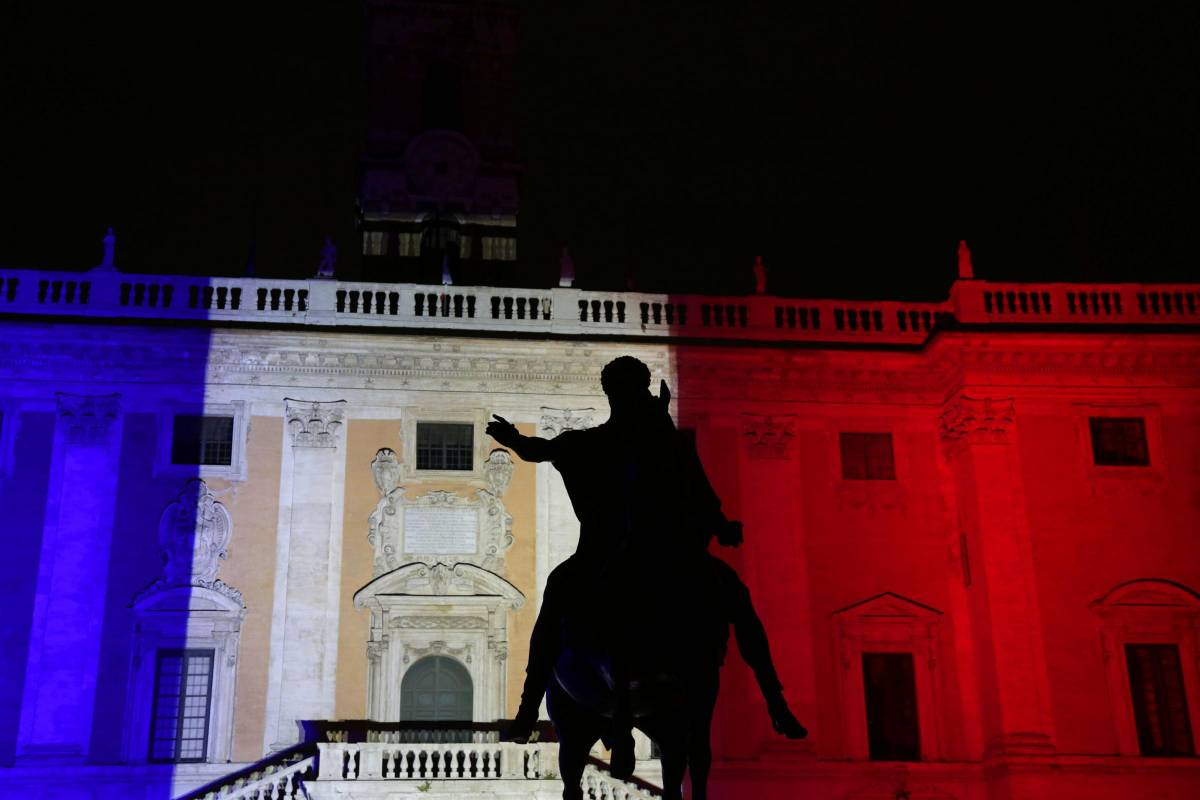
[833,591,942,620]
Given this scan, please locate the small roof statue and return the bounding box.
[92,227,118,271]
[316,236,337,279]
[957,240,975,280]
[753,255,768,295]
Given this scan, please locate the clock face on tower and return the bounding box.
[404,130,480,200]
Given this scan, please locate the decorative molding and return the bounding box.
[56,393,119,445]
[355,561,524,610]
[136,479,242,606]
[371,448,402,495]
[939,396,1015,445]
[482,448,513,497]
[539,407,596,436]
[402,640,473,666]
[392,616,490,630]
[367,475,514,576]
[741,413,798,459]
[284,399,346,447]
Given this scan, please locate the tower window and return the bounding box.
[362,231,387,256]
[1126,644,1194,756]
[481,236,517,262]
[171,415,234,466]
[416,422,474,471]
[862,652,920,761]
[149,649,214,763]
[840,432,895,480]
[1090,417,1149,466]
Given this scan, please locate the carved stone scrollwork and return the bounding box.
[393,616,489,630]
[483,449,513,496]
[742,413,798,459]
[137,478,242,606]
[940,396,1016,445]
[402,640,473,666]
[539,407,596,437]
[371,447,402,495]
[367,448,514,575]
[56,392,120,445]
[284,398,346,447]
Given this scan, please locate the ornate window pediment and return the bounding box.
[1090,578,1200,756]
[833,592,945,761]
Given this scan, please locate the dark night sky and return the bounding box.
[2,2,1197,300]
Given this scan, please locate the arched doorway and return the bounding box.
[400,656,473,721]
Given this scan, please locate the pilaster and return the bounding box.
[263,399,347,751]
[940,395,1056,758]
[17,394,123,764]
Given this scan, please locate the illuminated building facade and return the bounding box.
[0,2,1198,798]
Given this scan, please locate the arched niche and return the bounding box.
[354,561,524,723]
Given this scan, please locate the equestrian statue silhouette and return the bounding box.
[487,356,805,800]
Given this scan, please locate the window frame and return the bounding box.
[1091,579,1200,758]
[155,401,247,480]
[147,648,216,764]
[833,592,944,761]
[1124,643,1195,756]
[1075,403,1165,486]
[839,431,897,481]
[400,409,489,481]
[1088,416,1150,467]
[415,421,476,472]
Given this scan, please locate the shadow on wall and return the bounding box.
[0,268,223,798]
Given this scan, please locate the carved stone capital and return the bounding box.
[741,413,798,459]
[284,399,346,447]
[940,396,1015,446]
[539,407,596,437]
[56,392,120,445]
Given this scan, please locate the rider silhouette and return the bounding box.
[487,356,806,776]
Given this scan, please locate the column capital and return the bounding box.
[284,398,346,447]
[55,392,120,445]
[538,407,596,437]
[939,395,1015,446]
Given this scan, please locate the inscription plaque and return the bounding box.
[404,506,478,555]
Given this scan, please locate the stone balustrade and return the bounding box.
[186,750,315,800]
[2,266,1194,346]
[581,763,663,800]
[316,739,558,781]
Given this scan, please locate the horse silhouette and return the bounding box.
[488,357,804,799]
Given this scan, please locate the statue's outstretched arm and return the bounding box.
[486,414,560,462]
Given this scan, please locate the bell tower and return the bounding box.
[359,0,520,285]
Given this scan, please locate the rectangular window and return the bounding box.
[840,432,895,480]
[416,422,474,471]
[863,652,920,761]
[1126,644,1194,756]
[149,649,214,763]
[481,236,517,261]
[1090,417,1149,466]
[362,230,387,256]
[171,415,234,466]
[458,234,472,259]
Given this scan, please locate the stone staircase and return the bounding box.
[176,722,661,800]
